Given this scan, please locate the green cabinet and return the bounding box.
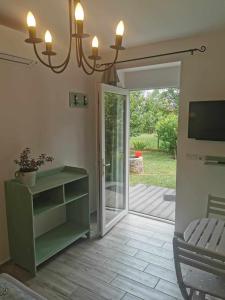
[5,166,90,275]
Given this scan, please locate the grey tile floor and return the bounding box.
[26,213,183,300]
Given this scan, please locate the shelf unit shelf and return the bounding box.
[35,222,89,266]
[33,185,64,216]
[65,192,89,204]
[34,201,62,216]
[5,166,90,275]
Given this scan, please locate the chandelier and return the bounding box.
[25,0,125,75]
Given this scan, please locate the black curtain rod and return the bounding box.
[99,45,206,67]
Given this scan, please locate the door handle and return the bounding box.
[102,160,111,176]
[104,163,111,167]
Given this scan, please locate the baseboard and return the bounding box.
[174,231,183,238]
[90,209,97,215]
[0,256,10,266]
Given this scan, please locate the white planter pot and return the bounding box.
[15,170,37,187]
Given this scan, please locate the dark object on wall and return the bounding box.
[69,92,88,107]
[188,100,225,141]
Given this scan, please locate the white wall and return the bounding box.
[2,23,225,264]
[176,29,225,233]
[0,26,96,263]
[101,28,225,234]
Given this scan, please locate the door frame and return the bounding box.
[98,83,129,237]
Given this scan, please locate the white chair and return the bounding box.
[207,194,225,218]
[173,235,225,300]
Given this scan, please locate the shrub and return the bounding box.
[131,134,158,150]
[133,141,147,151]
[156,114,178,156]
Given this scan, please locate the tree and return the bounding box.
[130,91,145,136]
[130,88,180,139]
[137,88,179,133]
[156,88,179,113]
[156,114,178,156]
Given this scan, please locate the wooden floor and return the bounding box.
[129,184,176,222]
[22,214,182,300]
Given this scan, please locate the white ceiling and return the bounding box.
[1,0,225,52]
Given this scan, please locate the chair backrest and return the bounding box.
[207,194,225,218]
[173,236,225,279]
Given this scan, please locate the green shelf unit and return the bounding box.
[35,222,89,266]
[29,169,88,195]
[5,166,90,276]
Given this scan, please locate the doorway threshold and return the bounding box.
[129,210,175,225]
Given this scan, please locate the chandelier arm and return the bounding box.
[75,37,96,74]
[33,44,53,68]
[32,0,73,70]
[81,58,97,75]
[47,55,70,74]
[75,26,83,68]
[75,37,82,68]
[46,0,73,69]
[94,50,119,72]
[79,38,95,70]
[33,43,68,70]
[80,38,119,72]
[75,36,79,66]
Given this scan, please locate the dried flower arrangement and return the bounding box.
[14,148,54,172]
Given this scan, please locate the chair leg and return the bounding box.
[173,237,192,300]
[189,289,194,299]
[192,291,198,300]
[191,291,206,300]
[199,292,206,300]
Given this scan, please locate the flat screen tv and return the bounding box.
[188,100,225,141]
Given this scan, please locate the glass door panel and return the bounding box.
[99,84,129,236]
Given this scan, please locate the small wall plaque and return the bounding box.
[69,92,88,108]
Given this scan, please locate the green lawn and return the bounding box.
[129,150,176,189]
[130,134,159,150]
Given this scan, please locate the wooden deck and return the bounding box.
[129,184,176,222]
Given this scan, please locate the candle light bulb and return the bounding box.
[45,30,52,43]
[116,21,124,36]
[92,36,99,48]
[75,2,84,21]
[27,11,36,27]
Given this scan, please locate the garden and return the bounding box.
[129,88,179,189]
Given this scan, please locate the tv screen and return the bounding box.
[188,100,225,141]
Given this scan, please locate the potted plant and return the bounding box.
[14,148,54,186]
